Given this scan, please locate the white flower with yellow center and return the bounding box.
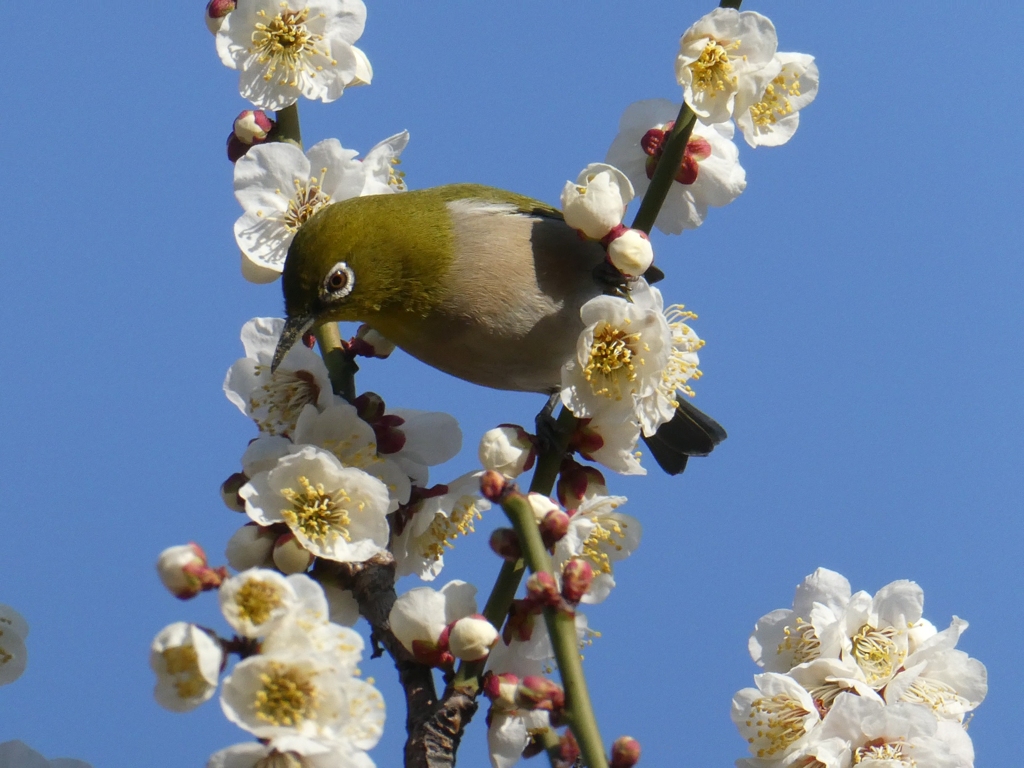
[560,291,671,424]
[360,131,410,195]
[383,407,463,487]
[736,52,820,148]
[233,140,366,282]
[207,740,372,768]
[150,622,224,712]
[225,317,334,437]
[392,472,491,580]
[0,604,28,686]
[241,446,390,562]
[559,163,634,240]
[838,581,924,689]
[675,8,777,125]
[293,402,411,513]
[605,99,746,234]
[788,657,882,718]
[749,568,852,673]
[220,569,300,638]
[553,495,640,604]
[215,0,367,111]
[389,580,478,662]
[732,673,821,762]
[572,413,645,476]
[884,617,987,723]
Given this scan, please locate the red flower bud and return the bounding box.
[525,571,561,608]
[516,676,565,711]
[480,470,509,502]
[539,509,570,547]
[354,392,386,422]
[560,731,581,766]
[489,528,521,560]
[611,737,641,768]
[561,558,594,604]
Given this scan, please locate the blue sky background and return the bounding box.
[1,1,1021,765]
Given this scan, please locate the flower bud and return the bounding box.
[557,459,608,510]
[272,532,314,574]
[489,528,522,561]
[479,425,537,478]
[480,470,509,502]
[233,110,274,144]
[354,324,396,358]
[220,472,248,512]
[156,543,226,599]
[205,0,236,34]
[525,572,561,608]
[560,163,634,240]
[527,493,560,524]
[225,523,277,571]
[605,228,654,278]
[560,731,581,767]
[354,391,386,422]
[410,639,454,669]
[150,623,224,712]
[483,672,520,707]
[447,615,499,661]
[373,414,407,454]
[503,599,538,644]
[610,737,641,768]
[539,509,570,547]
[347,46,374,87]
[561,559,594,603]
[516,675,565,712]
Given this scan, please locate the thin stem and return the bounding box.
[530,406,578,494]
[315,322,358,403]
[501,493,608,768]
[274,103,303,147]
[630,104,697,236]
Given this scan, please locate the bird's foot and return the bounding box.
[535,392,565,454]
[592,261,630,297]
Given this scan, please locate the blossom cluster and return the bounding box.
[732,569,986,768]
[606,7,818,234]
[152,569,383,767]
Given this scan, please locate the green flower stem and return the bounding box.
[530,406,578,494]
[274,103,303,147]
[314,322,358,403]
[501,492,609,768]
[630,104,697,236]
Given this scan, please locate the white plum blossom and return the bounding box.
[225,317,334,436]
[225,523,278,571]
[559,163,634,240]
[560,291,671,424]
[385,408,463,487]
[572,414,645,476]
[150,622,224,712]
[388,580,477,662]
[838,580,924,689]
[605,99,746,234]
[360,131,410,195]
[293,402,412,513]
[241,446,390,562]
[479,425,535,479]
[732,672,821,762]
[347,45,373,87]
[215,0,368,111]
[485,640,552,768]
[675,8,777,125]
[749,567,852,673]
[553,495,640,604]
[0,741,91,768]
[735,53,820,148]
[392,472,491,580]
[0,604,28,686]
[233,140,365,281]
[220,652,384,750]
[207,741,373,768]
[884,617,987,722]
[219,569,300,638]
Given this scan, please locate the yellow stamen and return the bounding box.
[255,662,319,727]
[161,646,207,699]
[690,39,741,97]
[777,617,821,666]
[851,624,905,685]
[281,476,352,547]
[418,496,484,561]
[749,69,803,129]
[235,579,285,627]
[853,742,915,765]
[249,366,321,435]
[744,694,812,759]
[250,7,336,87]
[584,323,643,401]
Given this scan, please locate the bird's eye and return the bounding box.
[322,261,355,300]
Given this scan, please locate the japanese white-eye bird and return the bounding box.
[271,184,726,474]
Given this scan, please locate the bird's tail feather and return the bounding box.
[642,398,727,476]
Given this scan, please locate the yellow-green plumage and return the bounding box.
[281,184,607,392]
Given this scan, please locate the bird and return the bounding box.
[271,183,726,475]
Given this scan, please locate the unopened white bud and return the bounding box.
[479,425,535,478]
[157,543,221,599]
[606,228,654,277]
[527,493,560,524]
[204,0,236,34]
[448,615,498,661]
[225,524,276,571]
[272,533,314,574]
[233,110,274,145]
[560,163,634,239]
[347,46,374,87]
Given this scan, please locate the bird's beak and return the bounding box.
[271,314,317,373]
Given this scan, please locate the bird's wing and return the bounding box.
[435,184,564,221]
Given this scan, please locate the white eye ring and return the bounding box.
[322,261,355,300]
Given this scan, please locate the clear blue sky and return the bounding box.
[1,2,1021,765]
